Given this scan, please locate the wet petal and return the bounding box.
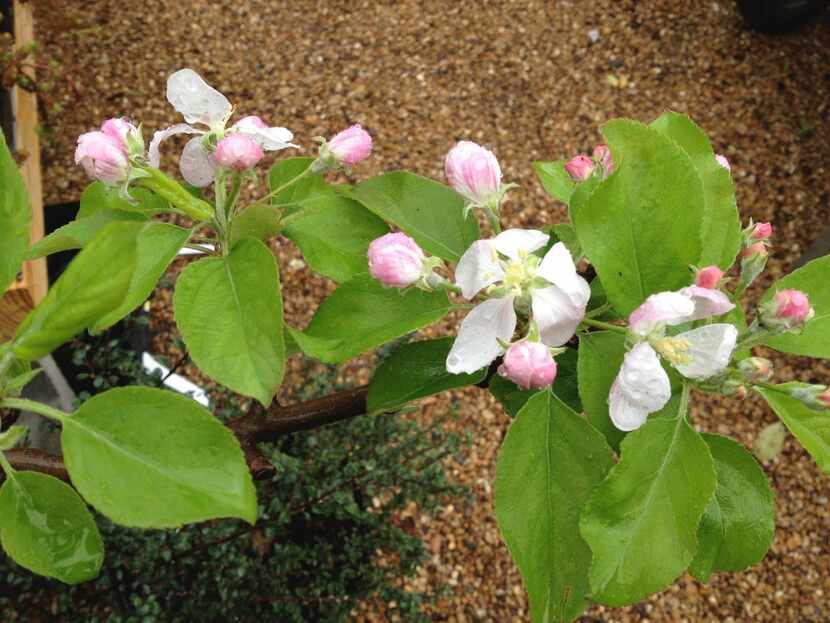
[167,68,231,126]
[235,119,296,151]
[492,229,549,260]
[179,137,216,187]
[454,240,504,299]
[674,323,738,380]
[148,124,201,167]
[609,342,671,431]
[679,285,735,321]
[537,242,590,307]
[628,291,695,337]
[531,285,585,347]
[446,296,516,374]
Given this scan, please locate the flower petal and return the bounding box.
[674,323,738,380]
[148,124,201,168]
[628,291,695,337]
[179,137,216,187]
[235,120,296,151]
[679,285,735,321]
[492,229,549,260]
[531,285,585,347]
[454,240,504,299]
[609,342,671,431]
[166,68,231,126]
[446,296,516,374]
[537,242,591,307]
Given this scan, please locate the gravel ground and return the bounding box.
[30,0,830,621]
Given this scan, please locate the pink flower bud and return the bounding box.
[75,131,130,185]
[564,154,594,181]
[772,289,813,325]
[100,117,138,146]
[818,388,830,409]
[751,222,773,240]
[214,134,264,171]
[695,265,725,289]
[328,124,373,165]
[741,242,768,259]
[498,341,557,390]
[368,233,425,288]
[738,357,774,384]
[715,154,730,171]
[592,144,614,173]
[444,141,502,205]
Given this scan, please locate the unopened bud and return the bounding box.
[564,154,594,181]
[695,265,725,289]
[751,222,773,240]
[738,357,774,384]
[781,382,830,411]
[214,134,264,171]
[368,233,425,288]
[738,242,769,291]
[592,144,614,175]
[498,341,557,390]
[445,140,503,206]
[75,130,130,185]
[327,124,373,165]
[760,289,814,332]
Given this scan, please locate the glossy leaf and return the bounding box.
[283,196,389,282]
[488,375,541,418]
[577,330,627,450]
[61,387,257,528]
[268,157,332,207]
[572,120,705,315]
[354,171,479,262]
[230,204,282,247]
[689,433,775,582]
[174,237,285,406]
[367,338,486,413]
[77,182,169,219]
[580,392,716,606]
[495,392,615,622]
[13,221,190,360]
[0,131,31,293]
[759,387,830,473]
[0,471,103,584]
[760,255,830,359]
[290,274,451,363]
[533,160,575,203]
[26,210,147,259]
[651,112,741,269]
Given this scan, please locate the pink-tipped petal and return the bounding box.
[628,292,695,337]
[679,285,735,321]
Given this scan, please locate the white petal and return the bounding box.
[678,285,735,321]
[531,285,585,347]
[492,229,549,260]
[179,137,216,187]
[239,125,297,151]
[454,240,505,299]
[148,124,201,167]
[446,296,516,374]
[609,342,671,431]
[628,291,695,337]
[537,242,591,307]
[674,323,738,380]
[167,68,231,126]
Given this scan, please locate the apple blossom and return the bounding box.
[214,134,264,171]
[444,140,506,209]
[75,130,130,185]
[760,289,815,332]
[327,125,373,165]
[367,233,426,288]
[498,340,557,390]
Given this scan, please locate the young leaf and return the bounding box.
[0,131,32,293]
[290,274,451,363]
[77,182,169,219]
[580,390,717,606]
[760,255,830,359]
[283,196,389,282]
[26,210,148,259]
[650,112,741,270]
[759,387,830,473]
[572,120,705,316]
[689,433,775,582]
[174,237,285,406]
[13,221,190,360]
[533,160,575,203]
[353,171,480,262]
[495,392,615,623]
[0,471,103,584]
[367,337,486,413]
[577,330,627,450]
[61,387,257,528]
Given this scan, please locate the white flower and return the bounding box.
[609,289,738,431]
[446,229,590,374]
[149,69,296,187]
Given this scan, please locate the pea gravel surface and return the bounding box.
[32,1,830,621]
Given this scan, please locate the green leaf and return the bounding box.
[353,171,479,262]
[650,112,741,269]
[689,433,775,582]
[533,160,575,203]
[26,210,147,259]
[367,338,486,413]
[759,387,830,473]
[283,196,389,282]
[174,237,285,406]
[760,255,830,359]
[0,131,32,293]
[580,390,716,606]
[577,330,627,450]
[489,376,541,418]
[268,157,332,207]
[230,204,282,247]
[290,274,451,363]
[547,223,582,260]
[13,221,190,360]
[77,182,168,219]
[495,392,615,622]
[554,347,582,414]
[0,471,103,584]
[0,425,27,450]
[573,120,705,316]
[61,387,256,528]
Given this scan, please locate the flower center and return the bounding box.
[501,253,539,293]
[652,336,692,366]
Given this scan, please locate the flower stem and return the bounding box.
[136,168,214,222]
[1,398,70,424]
[580,317,627,333]
[249,163,313,210]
